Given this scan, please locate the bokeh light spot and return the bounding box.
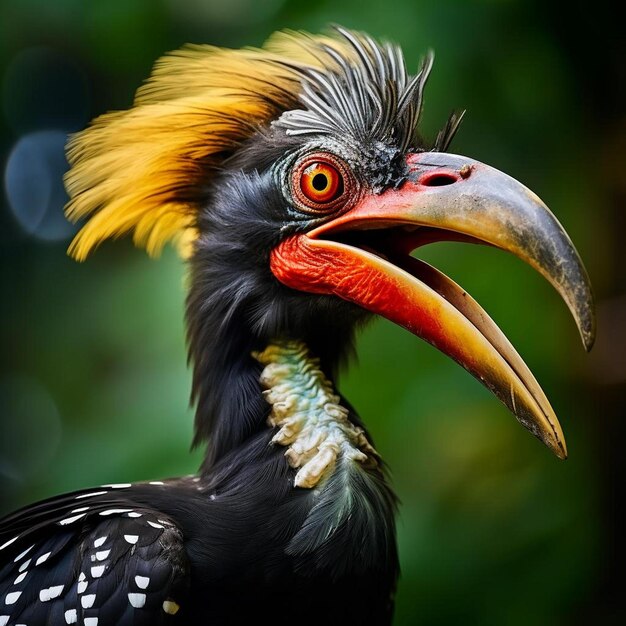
[4,129,76,242]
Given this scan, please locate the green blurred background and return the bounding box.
[0,0,624,623]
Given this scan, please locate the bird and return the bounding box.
[0,26,595,626]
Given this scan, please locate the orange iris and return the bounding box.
[300,162,343,204]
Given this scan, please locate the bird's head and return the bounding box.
[64,27,594,463]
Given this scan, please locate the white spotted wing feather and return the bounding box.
[0,487,189,625]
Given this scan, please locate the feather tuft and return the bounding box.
[64,43,317,259]
[64,28,461,259]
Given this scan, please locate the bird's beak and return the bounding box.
[270,152,595,458]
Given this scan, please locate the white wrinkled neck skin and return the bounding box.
[254,341,378,489]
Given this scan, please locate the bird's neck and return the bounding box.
[192,335,398,582]
[254,341,380,488]
[186,269,362,471]
[191,318,378,476]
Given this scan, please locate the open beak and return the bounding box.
[270,152,595,459]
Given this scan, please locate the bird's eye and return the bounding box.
[301,162,342,203]
[291,153,354,215]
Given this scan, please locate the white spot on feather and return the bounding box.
[0,615,9,626]
[75,491,107,499]
[18,559,30,572]
[94,536,107,548]
[95,549,110,561]
[147,521,164,529]
[102,483,131,489]
[64,608,77,624]
[39,584,64,602]
[81,593,96,608]
[5,590,22,605]
[99,509,131,516]
[91,565,105,578]
[135,575,149,589]
[36,551,51,565]
[124,534,139,544]
[84,618,98,626]
[58,513,86,525]
[126,512,142,518]
[0,536,19,551]
[128,592,146,608]
[13,572,27,585]
[149,481,164,485]
[70,506,89,514]
[13,545,34,562]
[77,580,88,594]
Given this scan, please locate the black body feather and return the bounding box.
[0,440,398,625]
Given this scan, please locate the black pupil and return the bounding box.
[312,173,328,191]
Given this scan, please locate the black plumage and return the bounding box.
[0,440,397,625]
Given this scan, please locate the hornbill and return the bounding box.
[0,27,594,626]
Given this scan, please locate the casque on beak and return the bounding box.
[271,152,596,459]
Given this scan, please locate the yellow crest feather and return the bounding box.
[64,30,354,260]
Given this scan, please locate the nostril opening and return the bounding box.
[421,173,459,187]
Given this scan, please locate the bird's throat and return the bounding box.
[253,341,380,488]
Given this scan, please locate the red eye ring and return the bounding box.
[291,153,354,215]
